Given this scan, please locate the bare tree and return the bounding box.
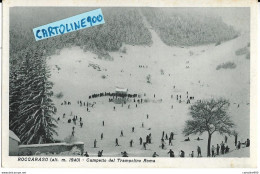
[183,98,235,157]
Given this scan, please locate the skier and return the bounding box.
[101,133,103,140]
[120,130,124,137]
[132,127,135,133]
[102,121,104,126]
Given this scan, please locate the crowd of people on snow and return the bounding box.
[55,89,249,158]
[88,92,138,99]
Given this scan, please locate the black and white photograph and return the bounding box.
[1,0,258,169]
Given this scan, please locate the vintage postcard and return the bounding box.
[1,0,258,168]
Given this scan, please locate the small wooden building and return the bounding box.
[115,87,128,95]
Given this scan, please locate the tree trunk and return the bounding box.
[207,133,212,157]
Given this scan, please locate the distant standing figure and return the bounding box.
[80,122,83,128]
[221,142,225,154]
[101,133,103,140]
[142,122,144,128]
[147,114,149,119]
[94,139,97,148]
[197,146,202,157]
[225,135,228,143]
[237,141,241,149]
[120,130,124,137]
[162,131,165,139]
[115,138,119,146]
[211,145,215,157]
[132,127,135,132]
[246,138,250,147]
[169,137,172,146]
[143,142,147,150]
[165,134,168,140]
[102,121,104,126]
[154,94,155,98]
[161,143,165,149]
[130,140,134,147]
[216,144,220,155]
[139,137,143,145]
[180,150,185,157]
[113,106,115,111]
[235,134,238,147]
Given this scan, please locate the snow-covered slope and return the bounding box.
[47,23,250,157]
